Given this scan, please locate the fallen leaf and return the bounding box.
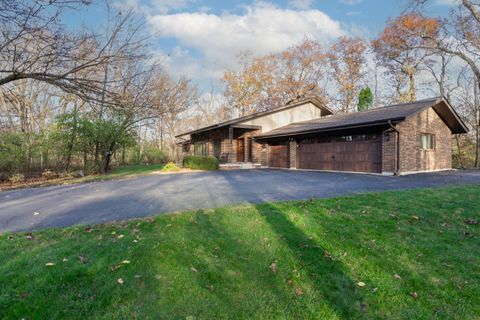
[84,227,93,233]
[286,279,293,286]
[33,212,40,216]
[117,234,125,239]
[45,262,55,266]
[465,218,478,225]
[78,256,88,264]
[190,267,198,273]
[357,282,366,287]
[117,278,124,285]
[154,274,162,280]
[323,250,332,260]
[26,233,35,240]
[372,287,378,293]
[62,257,68,262]
[269,262,278,273]
[394,274,402,280]
[409,291,418,299]
[110,264,122,272]
[295,287,304,296]
[121,260,130,264]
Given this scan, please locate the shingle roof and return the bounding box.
[176,97,333,138]
[256,97,468,139]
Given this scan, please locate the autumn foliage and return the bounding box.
[372,13,440,102]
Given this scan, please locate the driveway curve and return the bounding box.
[1,169,479,232]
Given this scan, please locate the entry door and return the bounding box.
[237,139,245,162]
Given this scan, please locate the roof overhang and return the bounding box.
[427,98,468,134]
[175,97,333,138]
[255,118,404,140]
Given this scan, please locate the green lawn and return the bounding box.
[70,163,166,184]
[1,185,479,319]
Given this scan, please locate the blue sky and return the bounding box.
[65,0,454,91]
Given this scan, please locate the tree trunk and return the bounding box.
[408,71,416,102]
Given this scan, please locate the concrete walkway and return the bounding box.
[1,169,479,232]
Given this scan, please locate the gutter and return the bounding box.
[255,118,404,140]
[388,120,400,176]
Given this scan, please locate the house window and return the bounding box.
[421,134,435,150]
[194,141,207,156]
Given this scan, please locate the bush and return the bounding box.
[183,156,219,170]
[8,173,24,184]
[161,162,180,172]
[143,146,168,164]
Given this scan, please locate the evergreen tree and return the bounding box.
[358,87,373,111]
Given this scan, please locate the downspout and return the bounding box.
[388,120,400,175]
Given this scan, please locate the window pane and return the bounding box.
[421,134,434,150]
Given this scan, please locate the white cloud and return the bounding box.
[339,0,363,5]
[288,0,313,10]
[148,2,345,85]
[115,0,194,14]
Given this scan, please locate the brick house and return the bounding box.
[176,96,468,175]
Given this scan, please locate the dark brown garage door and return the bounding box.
[268,143,289,168]
[298,134,382,173]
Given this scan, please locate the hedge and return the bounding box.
[183,156,219,170]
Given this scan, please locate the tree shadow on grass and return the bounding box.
[148,209,310,319]
[255,201,366,319]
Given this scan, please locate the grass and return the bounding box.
[1,185,479,319]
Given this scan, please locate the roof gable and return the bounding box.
[256,97,468,139]
[176,97,333,138]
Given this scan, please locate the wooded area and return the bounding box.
[0,0,479,183]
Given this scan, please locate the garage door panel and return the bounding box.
[269,144,289,168]
[299,136,382,173]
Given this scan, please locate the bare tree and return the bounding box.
[0,0,147,105]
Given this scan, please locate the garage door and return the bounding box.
[298,134,382,173]
[268,143,289,168]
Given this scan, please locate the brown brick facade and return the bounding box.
[289,139,297,169]
[182,127,265,165]
[382,107,452,174]
[181,106,454,174]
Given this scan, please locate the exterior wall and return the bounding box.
[382,107,452,174]
[289,140,297,169]
[382,129,397,174]
[239,102,323,132]
[185,127,264,164]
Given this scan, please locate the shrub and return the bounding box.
[8,173,24,184]
[161,162,180,172]
[143,146,168,164]
[41,170,59,180]
[183,156,219,170]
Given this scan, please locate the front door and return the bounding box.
[237,139,245,162]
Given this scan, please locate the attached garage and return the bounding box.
[298,134,382,173]
[268,143,289,168]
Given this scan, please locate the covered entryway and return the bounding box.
[268,143,289,168]
[298,134,382,173]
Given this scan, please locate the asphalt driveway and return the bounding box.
[1,169,480,232]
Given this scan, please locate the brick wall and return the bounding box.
[382,129,397,174]
[382,107,452,174]
[289,139,297,169]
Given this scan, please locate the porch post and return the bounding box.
[227,127,234,163]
